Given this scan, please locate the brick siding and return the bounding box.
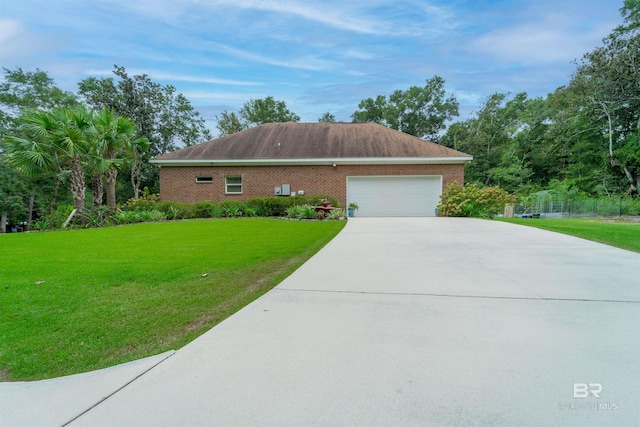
[159,164,465,206]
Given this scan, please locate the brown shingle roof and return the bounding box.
[151,122,471,164]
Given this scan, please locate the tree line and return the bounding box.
[0,66,211,232]
[1,1,637,231]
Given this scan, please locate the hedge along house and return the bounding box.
[150,122,472,217]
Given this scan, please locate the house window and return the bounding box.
[225,176,242,194]
[196,176,213,183]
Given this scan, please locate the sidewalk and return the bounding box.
[2,218,639,426]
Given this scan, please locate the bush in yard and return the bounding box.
[156,201,194,219]
[34,205,75,230]
[193,200,217,218]
[438,182,517,218]
[622,198,640,215]
[285,205,303,219]
[114,209,166,224]
[219,200,246,217]
[327,208,346,220]
[286,204,317,219]
[244,197,290,216]
[75,206,114,228]
[243,206,258,217]
[121,188,160,211]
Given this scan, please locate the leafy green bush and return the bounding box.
[252,197,294,216]
[114,210,138,224]
[193,200,217,218]
[114,209,166,224]
[156,201,194,219]
[219,200,246,217]
[621,198,640,216]
[210,205,225,218]
[121,188,160,211]
[35,205,75,230]
[285,205,302,219]
[438,182,517,218]
[246,195,340,217]
[243,206,258,217]
[327,208,346,220]
[286,204,317,219]
[76,206,114,228]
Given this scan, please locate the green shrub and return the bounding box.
[210,205,225,218]
[262,197,295,216]
[76,206,114,228]
[300,204,318,219]
[121,188,160,211]
[285,205,302,219]
[36,204,75,229]
[327,208,346,220]
[156,201,194,219]
[243,206,258,217]
[114,209,166,224]
[246,195,340,217]
[219,200,245,217]
[114,210,139,224]
[438,182,517,218]
[622,198,640,216]
[193,201,217,218]
[286,204,317,219]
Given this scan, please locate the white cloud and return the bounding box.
[0,19,60,65]
[0,19,23,46]
[208,0,453,37]
[84,69,262,86]
[210,43,336,72]
[469,9,617,65]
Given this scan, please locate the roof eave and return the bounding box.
[150,157,473,167]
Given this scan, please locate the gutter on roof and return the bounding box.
[150,157,473,167]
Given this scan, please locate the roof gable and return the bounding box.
[151,122,472,165]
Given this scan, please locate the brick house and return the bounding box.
[151,122,472,217]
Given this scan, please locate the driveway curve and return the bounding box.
[2,218,639,426]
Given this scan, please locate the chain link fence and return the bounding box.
[513,196,637,218]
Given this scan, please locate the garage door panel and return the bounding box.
[347,176,442,217]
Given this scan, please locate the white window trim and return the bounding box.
[195,176,213,183]
[225,176,243,194]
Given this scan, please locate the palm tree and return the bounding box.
[93,108,149,210]
[2,106,95,212]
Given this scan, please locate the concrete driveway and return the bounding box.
[2,218,639,426]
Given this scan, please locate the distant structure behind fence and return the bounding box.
[513,192,634,218]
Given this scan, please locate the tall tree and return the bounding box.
[2,106,96,212]
[93,108,149,209]
[79,66,211,195]
[441,93,527,189]
[0,159,28,233]
[0,67,77,135]
[318,112,336,122]
[0,68,79,221]
[215,111,245,136]
[569,2,640,193]
[352,76,459,141]
[216,96,300,136]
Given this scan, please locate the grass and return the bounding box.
[0,218,346,381]
[496,217,640,253]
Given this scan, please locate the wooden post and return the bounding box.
[504,204,514,218]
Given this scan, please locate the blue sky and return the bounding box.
[0,0,624,136]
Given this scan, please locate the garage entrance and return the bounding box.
[346,175,442,217]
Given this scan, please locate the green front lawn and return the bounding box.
[497,217,640,253]
[0,218,345,381]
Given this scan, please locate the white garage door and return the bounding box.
[347,175,442,217]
